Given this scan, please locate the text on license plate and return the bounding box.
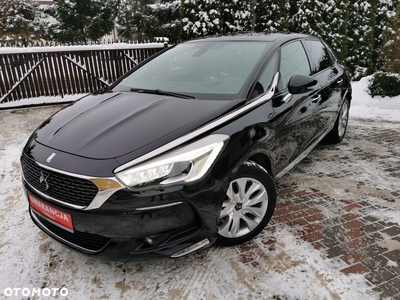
[28,194,73,231]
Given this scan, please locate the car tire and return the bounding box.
[216,161,276,246]
[326,99,350,144]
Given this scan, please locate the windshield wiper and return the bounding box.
[130,88,196,99]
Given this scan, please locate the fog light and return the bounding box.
[144,237,154,246]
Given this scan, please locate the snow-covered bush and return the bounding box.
[368,72,400,97]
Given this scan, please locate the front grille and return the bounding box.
[33,211,110,252]
[21,155,98,207]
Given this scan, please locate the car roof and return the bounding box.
[184,32,313,44]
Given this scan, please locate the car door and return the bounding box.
[266,40,322,175]
[303,39,344,133]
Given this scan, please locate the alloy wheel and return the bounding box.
[338,101,349,138]
[218,177,269,238]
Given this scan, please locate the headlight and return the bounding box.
[115,134,229,188]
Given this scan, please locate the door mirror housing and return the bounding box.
[287,75,319,94]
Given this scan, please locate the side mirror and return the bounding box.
[287,75,319,94]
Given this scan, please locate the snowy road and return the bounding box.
[1,103,399,299]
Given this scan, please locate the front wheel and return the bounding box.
[326,99,350,144]
[216,161,276,246]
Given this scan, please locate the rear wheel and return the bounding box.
[216,161,276,246]
[326,99,350,144]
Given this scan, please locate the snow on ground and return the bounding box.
[0,78,399,299]
[0,94,86,108]
[350,76,400,122]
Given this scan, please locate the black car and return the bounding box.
[21,33,351,259]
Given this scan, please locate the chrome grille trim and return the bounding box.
[22,155,124,210]
[24,175,86,209]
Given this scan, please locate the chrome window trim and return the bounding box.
[114,73,279,174]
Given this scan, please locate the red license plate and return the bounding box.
[28,194,73,231]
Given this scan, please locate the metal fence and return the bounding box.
[0,43,167,104]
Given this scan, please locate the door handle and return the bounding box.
[312,94,321,103]
[337,79,343,85]
[283,93,293,103]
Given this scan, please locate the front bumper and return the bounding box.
[23,176,226,260]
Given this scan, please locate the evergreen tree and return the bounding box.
[380,4,400,73]
[45,0,118,43]
[220,0,252,33]
[181,0,221,40]
[0,0,48,43]
[372,0,399,68]
[254,0,290,33]
[320,0,349,62]
[346,0,375,77]
[288,0,324,37]
[117,0,155,42]
[148,1,181,43]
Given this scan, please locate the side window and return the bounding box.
[252,52,278,98]
[280,41,311,89]
[304,40,334,74]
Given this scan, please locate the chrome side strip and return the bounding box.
[170,238,210,258]
[136,202,183,211]
[114,73,280,173]
[31,209,109,254]
[274,123,334,181]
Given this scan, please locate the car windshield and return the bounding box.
[112,41,271,99]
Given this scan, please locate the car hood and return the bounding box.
[34,92,241,160]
